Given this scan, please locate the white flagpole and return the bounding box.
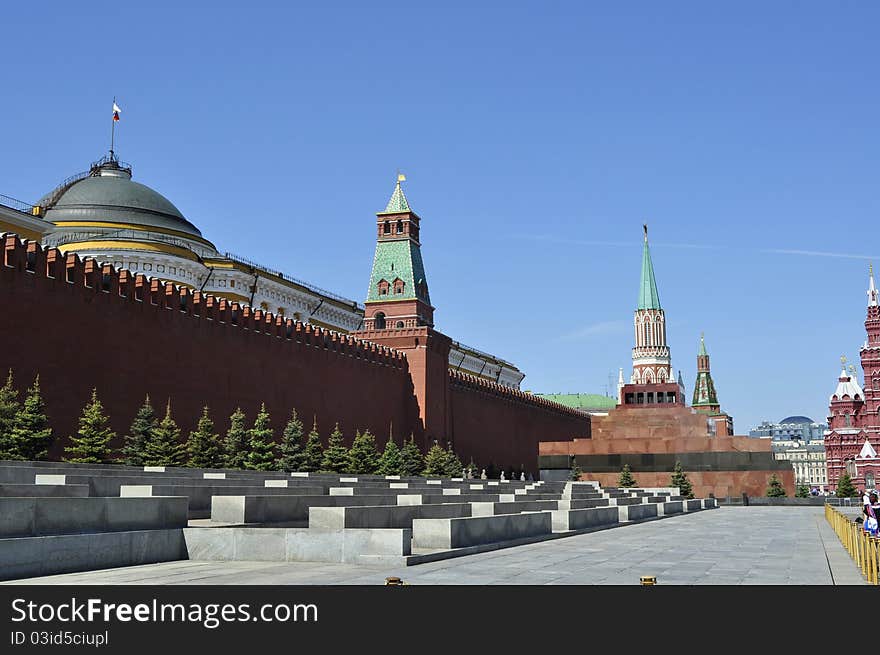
[110,96,116,160]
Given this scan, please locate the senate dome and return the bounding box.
[38,156,205,240]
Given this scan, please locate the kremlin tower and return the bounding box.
[619,225,684,407]
[691,334,733,436]
[631,225,672,384]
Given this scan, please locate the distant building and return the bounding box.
[749,416,826,443]
[770,440,828,489]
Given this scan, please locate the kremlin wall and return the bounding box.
[0,151,797,492]
[0,156,589,474]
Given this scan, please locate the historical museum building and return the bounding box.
[824,267,880,492]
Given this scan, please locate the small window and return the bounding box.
[667,392,676,403]
[396,321,404,328]
[374,312,386,329]
[230,280,235,288]
[383,221,391,234]
[396,220,403,234]
[646,392,654,404]
[625,393,634,405]
[637,392,644,405]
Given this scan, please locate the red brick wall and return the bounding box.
[0,235,589,469]
[0,236,422,458]
[449,372,590,477]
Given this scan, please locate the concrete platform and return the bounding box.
[2,507,862,585]
[412,512,553,550]
[183,527,410,566]
[0,496,188,537]
[210,494,399,524]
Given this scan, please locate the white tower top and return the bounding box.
[832,366,864,401]
[869,263,878,307]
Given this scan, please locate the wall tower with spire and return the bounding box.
[353,175,452,446]
[692,333,719,413]
[617,226,684,409]
[360,175,435,331]
[632,224,672,384]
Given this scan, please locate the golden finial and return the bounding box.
[841,355,847,366]
[643,223,648,241]
[396,170,406,185]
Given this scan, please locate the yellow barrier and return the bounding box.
[825,503,879,585]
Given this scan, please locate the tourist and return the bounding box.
[865,492,880,536]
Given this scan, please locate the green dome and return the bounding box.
[40,158,203,238]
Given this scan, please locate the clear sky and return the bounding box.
[2,1,878,432]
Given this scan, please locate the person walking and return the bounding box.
[864,492,880,537]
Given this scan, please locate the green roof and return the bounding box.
[380,181,411,214]
[366,236,430,303]
[535,393,617,411]
[692,371,719,408]
[638,229,661,310]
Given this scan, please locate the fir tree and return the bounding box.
[245,403,277,471]
[422,441,448,476]
[224,407,249,470]
[836,472,858,498]
[300,418,324,472]
[347,429,380,474]
[277,408,305,472]
[11,375,53,461]
[400,434,424,477]
[0,369,21,460]
[186,406,225,469]
[766,473,787,498]
[670,461,694,499]
[320,423,349,473]
[442,442,463,477]
[120,395,156,466]
[618,463,636,488]
[795,484,811,499]
[143,401,185,467]
[377,435,403,476]
[569,456,583,481]
[63,389,114,464]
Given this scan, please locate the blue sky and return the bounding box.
[2,1,878,432]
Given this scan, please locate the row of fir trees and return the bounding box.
[0,371,473,477]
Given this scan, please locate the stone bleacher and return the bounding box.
[0,460,717,579]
